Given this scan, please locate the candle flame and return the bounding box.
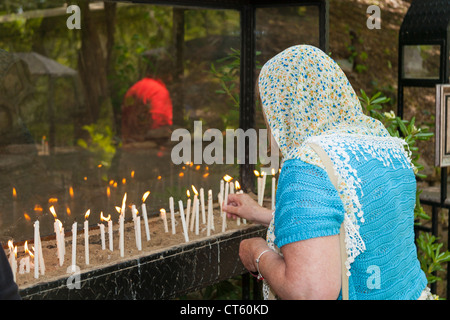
[85,209,91,220]
[191,185,198,195]
[115,206,121,214]
[223,174,233,182]
[131,170,135,178]
[8,240,13,251]
[48,197,58,204]
[160,208,166,216]
[253,170,260,177]
[113,182,118,188]
[109,179,114,185]
[189,162,193,167]
[195,165,200,171]
[12,187,17,199]
[24,213,31,221]
[106,186,111,198]
[49,206,57,219]
[97,163,102,168]
[142,191,150,203]
[121,193,127,209]
[66,206,71,216]
[122,178,126,185]
[186,190,190,198]
[235,181,241,190]
[157,175,162,180]
[25,241,34,258]
[202,172,209,178]
[34,204,43,213]
[271,168,276,175]
[69,186,74,198]
[100,212,111,222]
[179,172,184,177]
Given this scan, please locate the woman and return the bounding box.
[223,45,429,300]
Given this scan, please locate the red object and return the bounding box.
[121,78,173,141]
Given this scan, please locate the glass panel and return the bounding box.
[0,1,241,242]
[403,45,441,79]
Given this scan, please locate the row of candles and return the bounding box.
[6,169,278,282]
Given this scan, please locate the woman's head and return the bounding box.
[258,45,387,159]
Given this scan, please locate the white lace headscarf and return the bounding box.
[258,45,412,280]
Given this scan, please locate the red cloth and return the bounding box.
[121,78,173,141]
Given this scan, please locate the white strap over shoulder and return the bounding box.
[308,142,349,300]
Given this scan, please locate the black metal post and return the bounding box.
[239,4,256,193]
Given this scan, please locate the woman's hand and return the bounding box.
[223,193,273,227]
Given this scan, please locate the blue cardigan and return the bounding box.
[273,156,427,300]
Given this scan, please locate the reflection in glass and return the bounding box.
[403,45,441,79]
[0,2,240,241]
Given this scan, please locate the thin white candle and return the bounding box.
[7,241,17,282]
[119,214,124,257]
[186,191,191,230]
[260,171,267,206]
[34,220,40,279]
[178,200,189,243]
[160,209,169,233]
[142,191,151,241]
[108,218,113,251]
[84,209,90,265]
[169,196,176,234]
[50,206,63,266]
[70,222,77,273]
[207,190,213,236]
[99,212,106,250]
[222,181,229,233]
[190,186,198,232]
[200,188,206,224]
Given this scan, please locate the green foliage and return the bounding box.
[77,122,119,177]
[416,233,450,285]
[209,48,241,129]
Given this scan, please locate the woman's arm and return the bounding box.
[223,193,273,227]
[239,236,341,300]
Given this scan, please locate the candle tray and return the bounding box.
[18,224,266,300]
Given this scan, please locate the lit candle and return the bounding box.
[235,181,245,224]
[254,170,261,204]
[178,200,189,242]
[200,188,206,225]
[260,171,267,206]
[169,196,176,234]
[119,193,127,257]
[50,206,64,266]
[99,212,107,250]
[7,240,17,282]
[218,180,224,220]
[33,220,40,279]
[223,175,233,233]
[271,168,276,210]
[131,205,142,251]
[106,215,113,251]
[160,209,169,233]
[190,186,198,233]
[84,209,90,265]
[207,190,213,236]
[185,190,191,230]
[70,221,77,273]
[141,191,151,241]
[19,241,31,274]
